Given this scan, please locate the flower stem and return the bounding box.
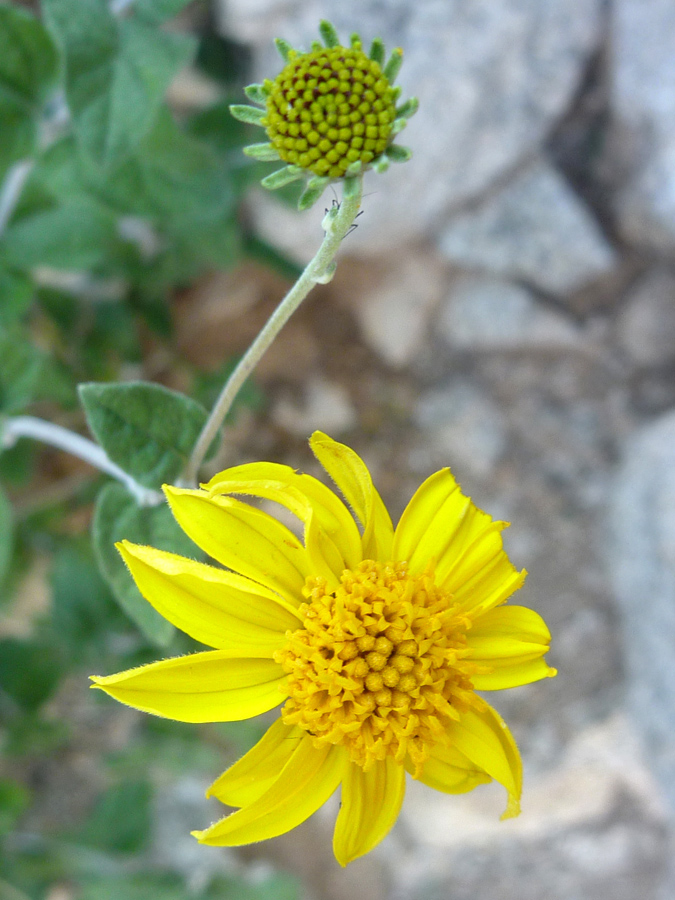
[1,416,163,507]
[0,161,34,237]
[183,175,363,486]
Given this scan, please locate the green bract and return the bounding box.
[230,20,418,209]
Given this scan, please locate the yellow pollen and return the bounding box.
[276,560,484,773]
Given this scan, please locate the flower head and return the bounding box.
[91,433,555,866]
[230,21,418,209]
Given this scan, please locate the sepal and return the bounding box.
[319,20,340,48]
[298,176,330,210]
[369,37,385,66]
[229,105,266,126]
[383,48,404,84]
[244,84,269,105]
[243,142,282,162]
[385,144,412,162]
[261,165,305,190]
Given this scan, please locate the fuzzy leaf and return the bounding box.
[243,142,281,162]
[396,97,419,119]
[0,4,59,110]
[43,0,195,168]
[79,381,216,489]
[229,104,266,126]
[244,83,268,105]
[3,198,120,271]
[93,484,201,645]
[261,166,304,190]
[133,0,194,24]
[298,180,327,210]
[0,328,48,413]
[0,269,33,325]
[0,487,13,587]
[274,38,293,63]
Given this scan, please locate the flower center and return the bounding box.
[263,44,397,178]
[277,560,483,773]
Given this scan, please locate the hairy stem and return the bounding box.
[183,175,363,486]
[1,416,163,507]
[0,161,34,238]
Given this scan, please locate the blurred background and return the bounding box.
[1,0,675,898]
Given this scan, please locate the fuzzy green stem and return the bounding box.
[1,415,163,507]
[183,175,364,486]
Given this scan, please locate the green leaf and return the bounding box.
[0,638,61,710]
[79,780,152,854]
[0,269,33,325]
[0,4,59,110]
[3,198,120,271]
[0,486,13,587]
[0,106,36,179]
[133,0,194,25]
[43,0,196,168]
[92,483,202,644]
[0,327,47,413]
[0,778,31,837]
[51,544,122,661]
[79,381,215,488]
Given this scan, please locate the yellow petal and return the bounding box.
[164,486,311,605]
[333,757,406,867]
[117,541,302,654]
[411,743,492,795]
[467,605,556,689]
[449,554,527,618]
[207,717,304,808]
[204,462,362,572]
[393,469,517,609]
[193,736,344,846]
[446,703,522,819]
[393,467,466,567]
[90,651,285,723]
[310,431,394,561]
[471,658,557,690]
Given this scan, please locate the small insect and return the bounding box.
[324,194,364,238]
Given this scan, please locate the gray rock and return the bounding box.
[414,381,507,478]
[234,0,603,252]
[613,0,675,252]
[438,275,581,350]
[615,268,675,367]
[438,159,617,295]
[395,714,668,900]
[349,250,446,368]
[608,410,675,817]
[272,377,357,436]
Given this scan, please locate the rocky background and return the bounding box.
[171,0,675,896]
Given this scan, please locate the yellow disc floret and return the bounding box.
[263,44,398,178]
[277,560,486,774]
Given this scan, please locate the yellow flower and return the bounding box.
[91,432,556,866]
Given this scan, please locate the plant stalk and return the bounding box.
[183,175,363,486]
